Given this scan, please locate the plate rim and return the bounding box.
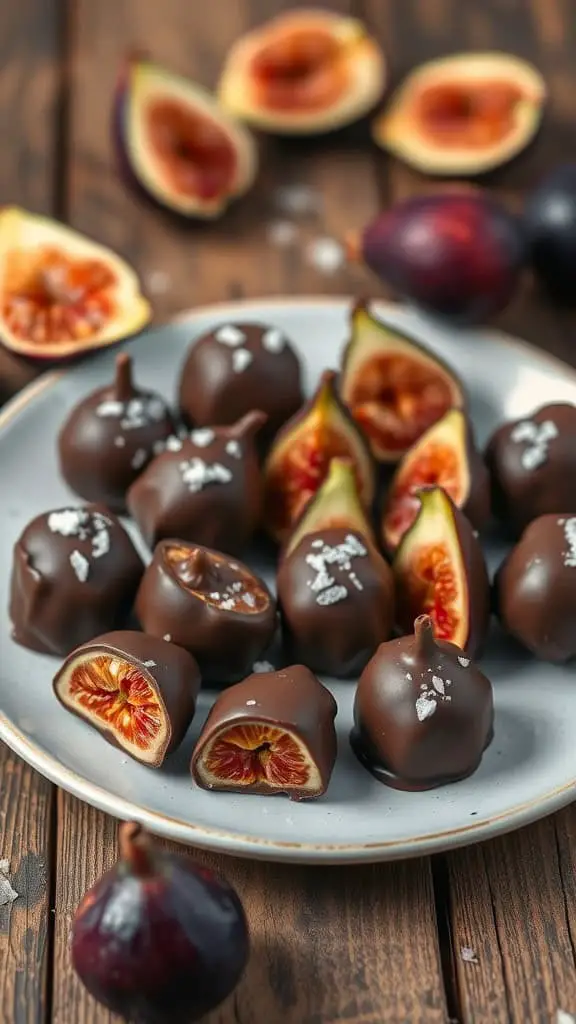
[2,294,576,864]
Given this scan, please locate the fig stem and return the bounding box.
[119,821,154,877]
[115,353,134,401]
[187,546,209,584]
[414,614,436,655]
[231,409,268,440]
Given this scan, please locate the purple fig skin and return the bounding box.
[71,822,249,1024]
[361,192,525,324]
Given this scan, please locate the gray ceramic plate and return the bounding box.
[2,297,576,864]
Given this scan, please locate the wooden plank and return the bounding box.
[54,0,447,1020]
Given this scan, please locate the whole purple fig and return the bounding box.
[71,821,249,1023]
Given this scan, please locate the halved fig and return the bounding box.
[263,370,375,544]
[393,487,490,657]
[339,300,465,462]
[373,52,545,176]
[285,456,375,558]
[217,10,386,135]
[115,57,258,218]
[53,631,200,767]
[382,408,490,552]
[191,664,337,800]
[0,208,151,361]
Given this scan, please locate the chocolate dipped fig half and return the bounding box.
[382,407,490,552]
[278,458,394,677]
[136,541,277,684]
[393,486,490,657]
[263,369,375,544]
[351,614,494,790]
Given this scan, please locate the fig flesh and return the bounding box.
[373,52,545,176]
[382,408,490,551]
[358,192,525,323]
[285,455,376,557]
[115,58,257,218]
[524,164,576,302]
[263,370,375,544]
[0,207,150,361]
[71,821,249,1023]
[339,300,465,462]
[393,486,490,657]
[217,9,386,135]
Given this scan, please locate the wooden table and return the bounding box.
[2,1,576,1021]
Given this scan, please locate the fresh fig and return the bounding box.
[71,821,249,1022]
[263,370,375,544]
[58,353,175,512]
[393,486,490,657]
[373,52,545,176]
[339,299,465,462]
[351,614,494,790]
[217,9,386,135]
[382,408,490,552]
[285,455,376,557]
[0,207,150,361]
[355,191,525,323]
[524,164,576,302]
[115,57,257,219]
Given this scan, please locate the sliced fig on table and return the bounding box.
[372,52,545,176]
[217,9,386,135]
[0,207,150,361]
[263,370,375,544]
[393,486,490,657]
[382,407,490,552]
[339,301,464,463]
[115,57,258,218]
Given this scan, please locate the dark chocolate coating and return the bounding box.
[58,354,175,512]
[126,411,266,554]
[135,541,277,684]
[53,630,200,766]
[486,403,576,535]
[191,665,337,799]
[351,617,494,790]
[495,513,576,662]
[9,505,143,657]
[178,322,303,443]
[277,527,394,677]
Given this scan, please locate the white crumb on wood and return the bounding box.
[305,237,345,275]
[460,946,479,964]
[0,860,18,906]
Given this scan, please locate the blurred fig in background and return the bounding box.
[524,164,576,303]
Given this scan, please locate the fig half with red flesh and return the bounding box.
[217,10,386,135]
[191,664,337,800]
[53,631,199,767]
[285,455,376,557]
[263,370,375,544]
[340,301,465,463]
[115,58,257,218]
[393,487,490,657]
[0,207,150,361]
[382,408,490,552]
[135,541,277,684]
[373,52,545,176]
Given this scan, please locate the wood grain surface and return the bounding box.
[2,0,576,1021]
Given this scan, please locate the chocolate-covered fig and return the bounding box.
[263,370,375,543]
[495,513,576,662]
[393,486,490,657]
[58,353,175,511]
[382,407,490,552]
[339,300,465,463]
[9,505,143,657]
[351,614,494,790]
[278,459,392,676]
[136,541,277,683]
[127,410,266,553]
[486,403,576,534]
[54,631,199,765]
[178,321,303,444]
[191,665,337,800]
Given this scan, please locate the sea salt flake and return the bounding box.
[416,694,437,721]
[457,655,470,667]
[243,592,256,608]
[226,440,241,458]
[153,439,166,455]
[406,673,412,681]
[511,418,558,471]
[562,517,576,567]
[219,598,237,610]
[232,348,253,373]
[209,592,220,600]
[460,946,479,964]
[114,436,126,448]
[246,699,257,706]
[306,237,345,275]
[316,584,348,606]
[143,660,156,668]
[163,634,172,641]
[131,448,148,470]
[91,530,110,559]
[216,325,245,347]
[431,675,445,695]
[48,509,88,536]
[262,327,286,353]
[311,539,324,548]
[70,550,90,582]
[96,400,124,418]
[253,661,274,673]
[165,436,183,452]
[191,429,215,448]
[180,458,232,492]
